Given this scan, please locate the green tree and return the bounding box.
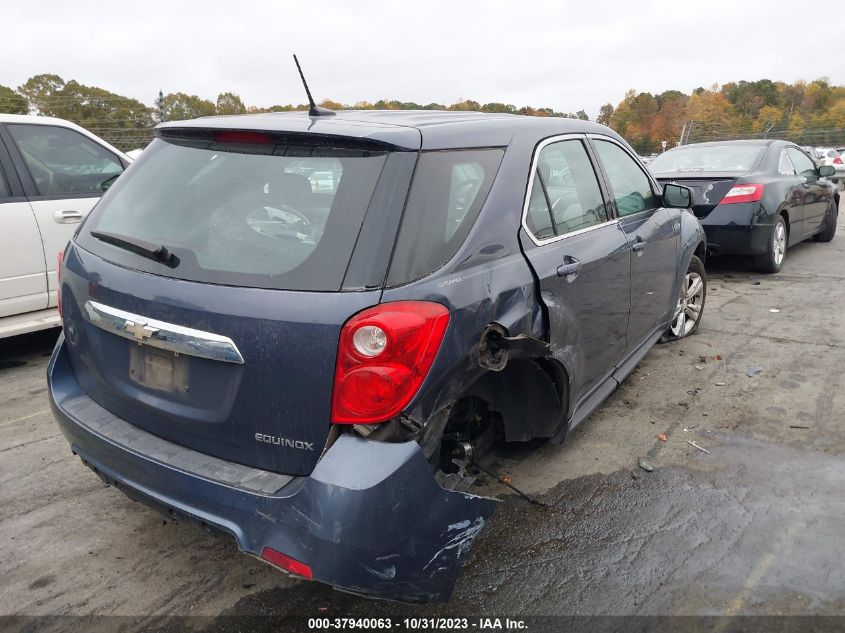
[161,92,216,121]
[18,74,66,115]
[216,92,247,115]
[0,85,28,114]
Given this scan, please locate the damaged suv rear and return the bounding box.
[49,111,705,602]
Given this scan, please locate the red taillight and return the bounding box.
[834,156,843,165]
[331,301,450,425]
[57,250,63,319]
[213,130,273,144]
[260,547,313,580]
[721,183,764,205]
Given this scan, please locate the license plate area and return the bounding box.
[129,344,189,394]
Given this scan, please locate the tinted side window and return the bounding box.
[786,147,816,177]
[526,139,608,240]
[593,139,658,217]
[387,149,503,286]
[7,124,123,196]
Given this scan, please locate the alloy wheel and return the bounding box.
[773,221,786,266]
[670,272,704,338]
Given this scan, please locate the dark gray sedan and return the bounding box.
[649,140,839,273]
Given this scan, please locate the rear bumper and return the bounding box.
[700,202,771,256]
[48,334,496,603]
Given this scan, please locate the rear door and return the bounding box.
[2,122,125,306]
[786,146,828,236]
[591,137,678,351]
[0,132,47,317]
[519,135,630,408]
[63,132,413,476]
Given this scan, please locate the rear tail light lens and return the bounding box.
[834,156,843,165]
[721,184,764,205]
[331,301,450,424]
[260,547,313,580]
[57,250,63,320]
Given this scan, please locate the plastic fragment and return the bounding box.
[638,458,654,472]
[715,382,727,387]
[687,440,710,454]
[657,433,668,442]
[746,366,763,377]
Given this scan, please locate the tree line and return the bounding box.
[1,74,842,152]
[0,74,588,150]
[599,78,845,152]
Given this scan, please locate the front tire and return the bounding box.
[753,215,787,273]
[815,199,838,243]
[661,255,706,342]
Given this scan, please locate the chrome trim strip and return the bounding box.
[83,301,245,364]
[520,133,620,246]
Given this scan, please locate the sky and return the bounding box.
[2,0,841,119]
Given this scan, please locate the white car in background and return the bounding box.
[0,114,131,338]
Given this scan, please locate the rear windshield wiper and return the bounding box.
[90,231,180,268]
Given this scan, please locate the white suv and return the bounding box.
[0,115,131,338]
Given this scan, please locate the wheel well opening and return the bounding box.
[694,240,706,264]
[780,209,790,236]
[445,357,569,452]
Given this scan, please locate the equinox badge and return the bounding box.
[255,433,315,451]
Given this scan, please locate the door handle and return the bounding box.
[632,238,647,254]
[54,210,83,224]
[556,256,581,280]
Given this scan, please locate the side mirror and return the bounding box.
[663,183,692,209]
[819,165,835,178]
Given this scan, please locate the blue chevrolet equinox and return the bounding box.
[49,110,706,602]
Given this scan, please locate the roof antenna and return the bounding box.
[293,54,335,117]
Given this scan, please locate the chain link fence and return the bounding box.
[680,121,845,148]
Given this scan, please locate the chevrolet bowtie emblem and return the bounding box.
[124,320,159,341]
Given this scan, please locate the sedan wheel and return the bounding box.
[754,215,788,273]
[773,221,786,266]
[662,255,707,342]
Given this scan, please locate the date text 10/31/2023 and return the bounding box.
[307,618,528,630]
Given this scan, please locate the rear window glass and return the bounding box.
[387,149,503,286]
[648,145,764,174]
[79,136,388,291]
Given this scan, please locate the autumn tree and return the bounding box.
[596,103,614,126]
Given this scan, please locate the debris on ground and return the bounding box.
[715,382,727,387]
[770,308,781,313]
[687,422,699,429]
[658,433,668,442]
[678,401,689,408]
[702,413,709,417]
[687,388,702,396]
[714,355,722,360]
[789,425,810,430]
[687,440,710,454]
[752,281,761,285]
[699,355,707,363]
[746,366,763,377]
[695,365,704,371]
[638,458,654,472]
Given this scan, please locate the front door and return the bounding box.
[591,137,679,350]
[3,122,125,307]
[786,146,828,237]
[519,136,630,407]
[0,138,47,318]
